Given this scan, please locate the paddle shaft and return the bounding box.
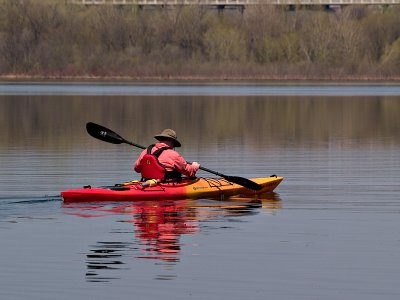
[125,140,145,150]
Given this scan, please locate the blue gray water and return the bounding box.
[0,83,399,300]
[2,81,400,96]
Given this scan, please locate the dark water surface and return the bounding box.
[0,83,399,300]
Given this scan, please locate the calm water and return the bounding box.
[1,83,400,300]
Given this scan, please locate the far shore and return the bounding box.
[1,74,400,84]
[3,4,400,86]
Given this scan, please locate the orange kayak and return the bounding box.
[61,176,283,203]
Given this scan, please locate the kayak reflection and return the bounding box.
[62,193,281,281]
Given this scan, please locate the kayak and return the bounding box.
[61,176,283,203]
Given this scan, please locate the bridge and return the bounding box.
[71,0,400,5]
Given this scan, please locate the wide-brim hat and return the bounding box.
[154,129,181,147]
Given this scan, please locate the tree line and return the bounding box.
[1,0,400,80]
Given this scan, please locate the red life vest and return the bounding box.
[138,144,170,180]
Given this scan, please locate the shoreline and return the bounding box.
[1,74,400,84]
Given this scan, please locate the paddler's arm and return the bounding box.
[173,153,200,177]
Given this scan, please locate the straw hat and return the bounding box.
[154,129,181,147]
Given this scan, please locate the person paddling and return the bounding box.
[134,129,200,182]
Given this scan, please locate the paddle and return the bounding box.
[86,122,262,191]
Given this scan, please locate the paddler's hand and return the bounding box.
[192,162,200,171]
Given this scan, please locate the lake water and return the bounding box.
[0,82,399,300]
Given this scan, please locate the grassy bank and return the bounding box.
[1,1,400,80]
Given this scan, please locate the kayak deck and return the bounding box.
[61,176,283,203]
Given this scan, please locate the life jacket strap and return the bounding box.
[147,144,170,158]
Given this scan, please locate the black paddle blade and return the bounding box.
[86,122,125,144]
[224,176,263,191]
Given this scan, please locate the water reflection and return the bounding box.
[126,200,199,262]
[63,193,281,282]
[86,241,134,282]
[1,95,399,150]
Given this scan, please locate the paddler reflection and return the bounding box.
[128,200,198,262]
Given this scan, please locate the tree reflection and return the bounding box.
[1,95,399,150]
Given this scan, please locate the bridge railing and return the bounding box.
[71,0,400,5]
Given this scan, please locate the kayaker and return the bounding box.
[134,129,200,182]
